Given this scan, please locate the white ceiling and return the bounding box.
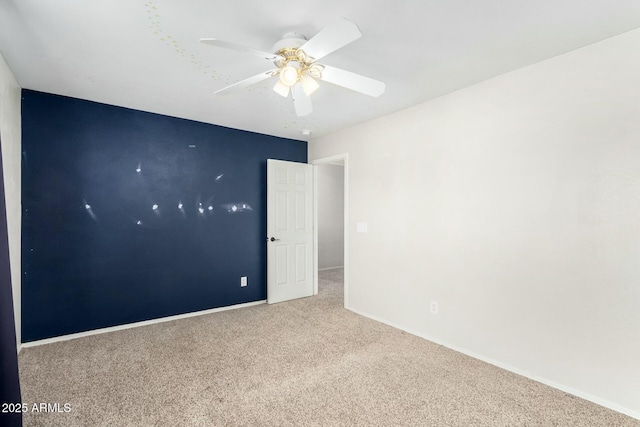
[2,1,640,141]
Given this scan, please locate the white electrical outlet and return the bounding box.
[430,301,439,314]
[241,276,247,287]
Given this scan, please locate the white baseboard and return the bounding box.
[21,300,267,349]
[318,266,344,271]
[345,304,640,422]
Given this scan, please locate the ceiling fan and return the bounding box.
[200,18,385,117]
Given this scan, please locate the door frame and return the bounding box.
[311,153,348,308]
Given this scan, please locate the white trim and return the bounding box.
[344,156,349,308]
[21,300,267,349]
[318,266,344,271]
[346,305,640,422]
[311,153,349,308]
[311,153,346,166]
[313,164,319,295]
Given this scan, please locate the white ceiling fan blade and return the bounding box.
[292,84,313,117]
[320,65,385,97]
[214,69,276,95]
[299,18,361,61]
[200,38,283,61]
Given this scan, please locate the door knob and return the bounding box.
[269,237,280,242]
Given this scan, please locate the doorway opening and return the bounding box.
[312,154,348,307]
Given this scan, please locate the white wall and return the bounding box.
[0,52,21,348]
[317,164,344,269]
[309,28,640,418]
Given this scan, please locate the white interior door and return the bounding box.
[267,159,314,304]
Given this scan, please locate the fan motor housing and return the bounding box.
[272,32,307,53]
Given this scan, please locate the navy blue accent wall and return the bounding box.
[0,133,22,427]
[21,90,306,342]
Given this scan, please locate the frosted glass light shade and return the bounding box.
[279,65,299,87]
[300,75,319,96]
[273,80,290,97]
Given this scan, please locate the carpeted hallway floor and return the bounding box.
[18,268,639,426]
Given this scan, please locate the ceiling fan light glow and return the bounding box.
[273,80,290,97]
[279,65,299,87]
[300,75,319,96]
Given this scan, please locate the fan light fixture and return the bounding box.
[272,46,324,99]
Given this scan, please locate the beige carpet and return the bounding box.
[19,269,638,426]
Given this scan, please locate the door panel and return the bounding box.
[295,192,307,229]
[295,243,308,282]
